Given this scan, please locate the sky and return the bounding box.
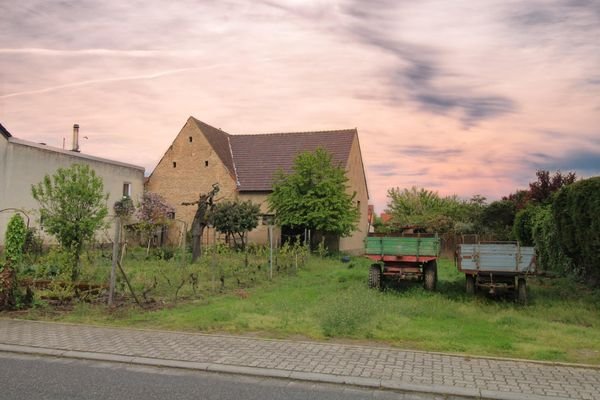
[1,0,599,212]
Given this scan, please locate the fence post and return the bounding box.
[108,217,121,306]
[269,224,273,280]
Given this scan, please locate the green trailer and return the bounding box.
[365,233,441,290]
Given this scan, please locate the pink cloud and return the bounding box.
[1,0,598,213]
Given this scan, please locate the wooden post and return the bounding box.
[180,220,187,268]
[211,226,217,291]
[269,224,273,280]
[108,218,121,306]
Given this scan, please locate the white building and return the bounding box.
[0,123,145,247]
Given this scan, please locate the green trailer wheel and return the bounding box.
[423,260,437,291]
[466,275,476,295]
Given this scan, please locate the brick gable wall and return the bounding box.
[145,118,238,242]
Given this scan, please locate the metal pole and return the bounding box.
[108,218,121,306]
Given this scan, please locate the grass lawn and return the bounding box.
[14,254,600,365]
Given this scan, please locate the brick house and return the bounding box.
[146,117,369,254]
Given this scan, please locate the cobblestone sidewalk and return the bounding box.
[0,319,598,399]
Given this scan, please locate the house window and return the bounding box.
[357,200,361,209]
[189,136,193,143]
[205,160,209,167]
[167,211,175,220]
[173,161,177,168]
[122,182,131,197]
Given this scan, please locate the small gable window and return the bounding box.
[173,162,177,168]
[189,136,193,143]
[205,160,209,167]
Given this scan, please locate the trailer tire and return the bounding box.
[368,265,382,290]
[423,261,437,291]
[517,278,527,305]
[466,275,476,295]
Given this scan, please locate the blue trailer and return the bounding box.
[456,242,536,304]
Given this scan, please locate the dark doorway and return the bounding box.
[281,225,306,246]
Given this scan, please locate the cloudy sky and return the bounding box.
[1,0,599,211]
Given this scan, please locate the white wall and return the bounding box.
[0,138,144,246]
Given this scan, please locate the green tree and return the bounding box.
[502,189,530,211]
[210,200,260,249]
[372,215,392,234]
[386,187,470,233]
[553,176,600,284]
[480,200,516,240]
[268,148,359,246]
[31,164,108,281]
[4,213,27,264]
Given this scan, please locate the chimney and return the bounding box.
[72,124,80,152]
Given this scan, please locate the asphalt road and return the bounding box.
[0,352,446,400]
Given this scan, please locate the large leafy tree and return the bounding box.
[32,164,108,281]
[480,200,516,240]
[386,186,471,233]
[529,170,576,204]
[268,148,359,242]
[210,200,260,249]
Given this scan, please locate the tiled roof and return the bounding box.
[230,130,356,191]
[191,118,357,192]
[0,122,12,138]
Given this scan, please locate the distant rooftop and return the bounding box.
[1,122,144,171]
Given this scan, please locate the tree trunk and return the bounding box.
[238,232,246,250]
[191,230,204,263]
[72,244,82,282]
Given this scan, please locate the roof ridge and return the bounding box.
[8,136,144,171]
[231,128,357,137]
[190,116,231,136]
[227,134,240,187]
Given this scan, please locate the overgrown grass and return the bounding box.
[11,251,600,365]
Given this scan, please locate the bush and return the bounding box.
[513,206,537,246]
[531,206,573,274]
[33,248,75,279]
[553,177,600,284]
[4,213,27,264]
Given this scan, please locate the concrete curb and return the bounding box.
[0,343,574,400]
